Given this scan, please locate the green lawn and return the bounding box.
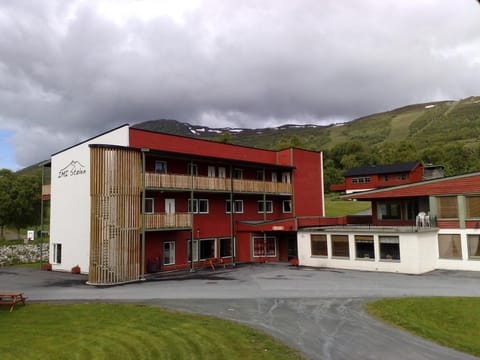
[366,297,480,357]
[324,197,371,217]
[0,303,304,360]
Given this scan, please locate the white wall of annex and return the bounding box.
[436,229,480,272]
[49,126,130,273]
[297,230,438,275]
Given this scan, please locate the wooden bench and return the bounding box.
[206,258,227,270]
[0,292,27,312]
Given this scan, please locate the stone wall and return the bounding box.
[0,244,49,265]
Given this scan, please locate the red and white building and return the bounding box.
[330,161,429,194]
[42,125,324,285]
[299,171,480,274]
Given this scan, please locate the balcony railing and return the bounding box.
[144,173,292,194]
[144,213,192,230]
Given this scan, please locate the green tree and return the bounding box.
[0,169,15,239]
[215,132,233,144]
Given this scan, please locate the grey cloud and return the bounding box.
[0,0,479,166]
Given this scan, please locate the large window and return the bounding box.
[437,196,458,219]
[226,200,244,214]
[377,201,401,220]
[163,241,175,265]
[438,234,462,259]
[379,236,400,260]
[53,243,62,264]
[352,177,371,184]
[331,235,349,258]
[257,200,273,214]
[311,234,327,256]
[199,239,216,260]
[253,237,276,257]
[355,235,374,259]
[467,235,480,259]
[220,238,232,258]
[188,199,209,214]
[466,196,480,218]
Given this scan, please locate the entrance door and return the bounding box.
[165,199,176,227]
[208,166,216,177]
[287,235,298,261]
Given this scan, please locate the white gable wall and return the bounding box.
[49,126,130,273]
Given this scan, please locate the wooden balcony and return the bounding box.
[144,213,192,230]
[144,173,292,194]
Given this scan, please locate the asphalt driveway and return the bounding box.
[1,264,479,360]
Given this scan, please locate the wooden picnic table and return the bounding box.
[0,292,27,312]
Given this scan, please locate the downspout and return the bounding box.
[190,161,195,272]
[230,165,235,266]
[140,149,148,281]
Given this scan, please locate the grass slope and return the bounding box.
[0,304,304,360]
[366,297,480,357]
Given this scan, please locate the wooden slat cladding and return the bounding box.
[89,147,142,285]
[437,196,458,219]
[145,173,292,194]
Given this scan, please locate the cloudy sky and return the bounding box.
[1,0,480,170]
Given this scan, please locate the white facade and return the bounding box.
[298,227,480,275]
[49,125,130,273]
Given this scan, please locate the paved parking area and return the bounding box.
[1,264,479,359]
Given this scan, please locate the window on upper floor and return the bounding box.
[155,160,167,174]
[377,201,401,220]
[437,196,458,219]
[188,199,209,214]
[187,163,198,176]
[233,168,243,179]
[257,200,273,214]
[226,200,244,214]
[466,196,480,218]
[256,170,265,181]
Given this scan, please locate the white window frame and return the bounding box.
[226,199,244,214]
[163,241,175,265]
[253,236,277,257]
[257,200,273,214]
[208,166,216,177]
[188,199,209,214]
[218,167,226,178]
[282,200,292,213]
[199,238,216,260]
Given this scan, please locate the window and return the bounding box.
[311,234,327,256]
[438,234,462,259]
[253,237,276,257]
[199,239,216,260]
[282,200,292,213]
[257,200,273,213]
[271,172,278,182]
[208,166,216,177]
[256,170,265,181]
[188,199,209,214]
[155,160,167,174]
[355,235,374,259]
[467,235,480,259]
[187,163,198,176]
[379,236,400,260]
[404,199,418,220]
[218,167,226,178]
[163,241,175,265]
[383,175,389,181]
[144,198,154,214]
[233,168,243,179]
[220,238,232,258]
[466,196,480,218]
[281,172,291,184]
[377,201,401,220]
[437,196,458,219]
[352,177,371,184]
[53,243,62,264]
[331,235,349,258]
[396,174,407,180]
[226,200,244,214]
